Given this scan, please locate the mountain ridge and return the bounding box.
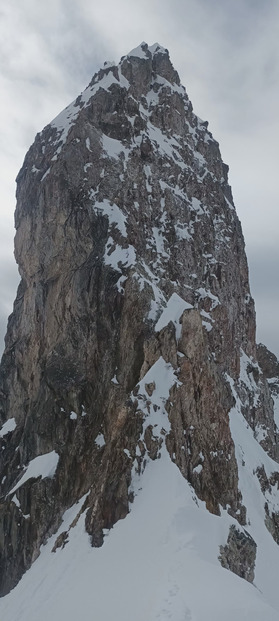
[0,42,279,618]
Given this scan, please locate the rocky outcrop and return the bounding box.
[257,344,279,381]
[0,42,279,595]
[219,525,257,583]
[256,465,279,544]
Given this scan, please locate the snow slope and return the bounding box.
[0,445,279,621]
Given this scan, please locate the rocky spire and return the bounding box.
[0,42,279,599]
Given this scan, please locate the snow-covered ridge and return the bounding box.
[127,41,168,59]
[1,446,279,620]
[49,68,130,153]
[49,41,168,151]
[43,40,213,171]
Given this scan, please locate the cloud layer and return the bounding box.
[0,0,278,355]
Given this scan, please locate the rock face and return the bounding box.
[0,42,279,595]
[219,525,257,583]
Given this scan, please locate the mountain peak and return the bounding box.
[121,40,180,89]
[44,43,184,158]
[1,43,279,620]
[126,41,169,59]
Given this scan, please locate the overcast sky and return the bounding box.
[0,0,278,358]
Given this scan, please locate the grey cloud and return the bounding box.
[0,0,278,363]
[255,300,279,360]
[248,246,279,302]
[248,246,279,358]
[0,259,19,357]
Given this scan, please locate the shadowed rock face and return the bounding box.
[219,525,257,583]
[0,42,278,595]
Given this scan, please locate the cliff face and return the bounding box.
[0,42,279,599]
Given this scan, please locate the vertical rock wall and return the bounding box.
[0,42,278,594]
